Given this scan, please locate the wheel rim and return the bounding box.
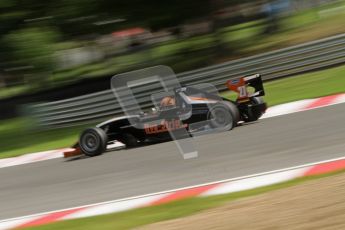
[210,107,233,130]
[214,110,226,124]
[82,133,99,152]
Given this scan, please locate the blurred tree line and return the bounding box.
[0,0,209,85]
[0,0,265,87]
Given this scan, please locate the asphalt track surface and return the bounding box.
[1,103,345,220]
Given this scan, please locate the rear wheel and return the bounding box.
[79,127,108,157]
[222,101,240,125]
[208,102,239,131]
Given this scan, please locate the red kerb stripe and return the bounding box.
[304,94,341,110]
[150,184,219,206]
[17,207,85,228]
[304,160,345,177]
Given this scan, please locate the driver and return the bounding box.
[160,96,176,109]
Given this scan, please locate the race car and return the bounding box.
[64,74,266,158]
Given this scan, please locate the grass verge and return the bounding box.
[26,169,345,230]
[0,120,94,159]
[0,64,345,159]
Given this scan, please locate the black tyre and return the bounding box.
[79,127,108,157]
[208,102,240,131]
[222,101,240,125]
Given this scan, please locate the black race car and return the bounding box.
[64,74,266,158]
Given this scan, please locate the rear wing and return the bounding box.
[226,74,265,101]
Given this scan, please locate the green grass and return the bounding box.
[0,85,30,98]
[0,118,95,158]
[0,64,345,159]
[221,3,345,56]
[27,169,345,230]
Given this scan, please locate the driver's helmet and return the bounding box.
[160,96,176,109]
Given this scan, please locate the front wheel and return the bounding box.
[79,127,108,157]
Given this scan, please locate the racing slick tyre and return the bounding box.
[243,96,265,122]
[79,127,108,157]
[208,102,240,131]
[120,133,139,148]
[222,101,240,125]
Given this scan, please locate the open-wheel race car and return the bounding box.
[64,74,267,158]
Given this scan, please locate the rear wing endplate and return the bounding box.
[226,74,265,101]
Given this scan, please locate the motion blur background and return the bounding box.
[1,0,344,101]
[1,0,345,157]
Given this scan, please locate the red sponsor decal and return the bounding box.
[144,120,187,134]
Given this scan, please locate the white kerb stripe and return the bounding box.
[63,194,166,220]
[333,93,345,105]
[0,149,68,169]
[0,216,38,230]
[201,168,308,196]
[0,150,56,168]
[261,99,314,119]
